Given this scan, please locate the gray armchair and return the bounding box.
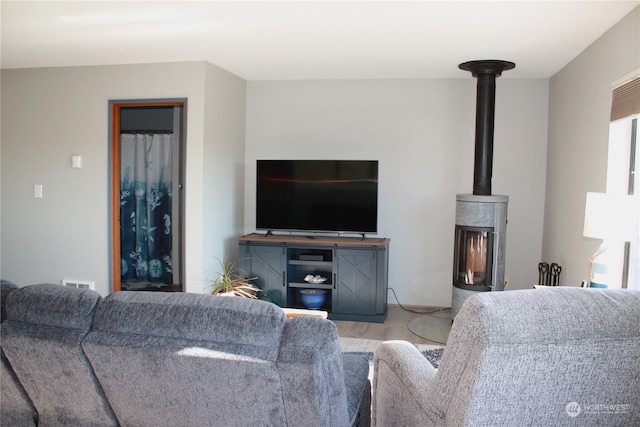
[372,287,640,426]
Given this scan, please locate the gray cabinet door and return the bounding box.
[334,249,376,315]
[240,243,286,306]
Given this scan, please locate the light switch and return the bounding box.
[72,155,82,168]
[34,184,43,198]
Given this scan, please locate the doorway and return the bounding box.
[110,100,186,292]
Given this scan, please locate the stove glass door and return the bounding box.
[453,226,494,291]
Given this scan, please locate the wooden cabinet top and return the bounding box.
[238,233,390,247]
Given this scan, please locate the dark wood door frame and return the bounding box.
[110,99,186,292]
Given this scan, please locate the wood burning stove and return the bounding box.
[452,60,514,318]
[452,194,508,317]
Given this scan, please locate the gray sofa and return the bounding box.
[1,282,371,426]
[372,287,640,426]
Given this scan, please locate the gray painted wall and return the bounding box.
[1,61,246,295]
[545,6,640,287]
[244,78,548,306]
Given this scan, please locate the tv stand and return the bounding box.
[238,233,390,323]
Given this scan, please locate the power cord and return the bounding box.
[387,287,449,315]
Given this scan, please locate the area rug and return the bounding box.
[339,337,445,368]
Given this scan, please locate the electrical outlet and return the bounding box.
[34,184,43,198]
[504,276,510,288]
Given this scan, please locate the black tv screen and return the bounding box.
[256,160,379,234]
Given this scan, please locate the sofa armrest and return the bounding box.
[372,340,440,427]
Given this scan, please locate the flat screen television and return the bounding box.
[256,160,379,234]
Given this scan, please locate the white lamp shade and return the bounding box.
[583,192,639,241]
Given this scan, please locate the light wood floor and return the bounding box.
[333,305,450,346]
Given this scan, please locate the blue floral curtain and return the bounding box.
[120,133,173,287]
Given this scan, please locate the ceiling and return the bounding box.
[1,1,638,80]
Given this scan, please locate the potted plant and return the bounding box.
[210,259,261,298]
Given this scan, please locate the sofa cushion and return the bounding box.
[277,315,370,426]
[1,279,19,323]
[90,290,286,345]
[4,282,99,330]
[343,353,371,426]
[1,279,37,426]
[1,355,37,426]
[1,283,117,426]
[84,291,289,427]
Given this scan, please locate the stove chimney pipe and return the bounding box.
[459,60,515,196]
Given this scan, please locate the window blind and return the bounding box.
[611,76,640,122]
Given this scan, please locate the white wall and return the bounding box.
[202,62,248,288]
[245,78,548,306]
[1,61,246,295]
[545,6,640,286]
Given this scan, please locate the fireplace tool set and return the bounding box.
[537,262,562,286]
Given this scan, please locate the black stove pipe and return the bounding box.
[459,60,515,196]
